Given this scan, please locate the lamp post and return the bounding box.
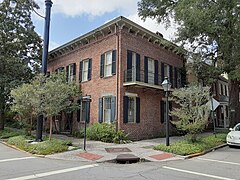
[36,0,53,142]
[161,77,171,146]
[81,95,91,151]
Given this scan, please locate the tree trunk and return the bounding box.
[30,113,33,136]
[49,116,53,141]
[0,85,5,130]
[228,79,240,127]
[0,111,4,130]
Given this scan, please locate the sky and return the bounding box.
[33,0,177,51]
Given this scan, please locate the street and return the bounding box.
[0,142,240,180]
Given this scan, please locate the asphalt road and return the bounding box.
[0,142,240,180]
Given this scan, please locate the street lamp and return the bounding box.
[36,0,53,142]
[161,77,171,146]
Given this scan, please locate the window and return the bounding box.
[66,63,76,82]
[127,50,140,82]
[98,96,116,123]
[123,95,140,124]
[148,58,155,84]
[79,59,92,82]
[164,64,170,78]
[56,67,64,73]
[100,50,116,78]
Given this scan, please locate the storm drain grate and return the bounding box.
[105,147,132,153]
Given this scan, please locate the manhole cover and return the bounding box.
[105,147,132,153]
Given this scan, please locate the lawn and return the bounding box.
[154,133,227,156]
[7,135,73,155]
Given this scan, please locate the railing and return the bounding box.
[124,69,181,88]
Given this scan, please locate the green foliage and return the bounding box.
[154,133,227,156]
[138,0,240,126]
[10,73,81,138]
[0,128,26,139]
[0,0,42,129]
[7,136,71,155]
[171,85,210,142]
[86,123,129,144]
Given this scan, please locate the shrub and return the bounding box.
[0,128,26,139]
[154,133,227,155]
[86,123,129,143]
[7,136,71,155]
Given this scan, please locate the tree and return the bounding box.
[138,0,240,127]
[171,85,210,142]
[0,0,42,130]
[11,73,81,140]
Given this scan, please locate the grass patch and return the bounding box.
[0,128,26,139]
[7,135,71,155]
[154,133,227,156]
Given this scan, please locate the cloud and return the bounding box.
[126,14,177,41]
[35,0,138,17]
[49,41,60,51]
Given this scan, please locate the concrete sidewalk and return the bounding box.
[45,134,188,163]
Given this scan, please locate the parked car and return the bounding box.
[227,123,240,147]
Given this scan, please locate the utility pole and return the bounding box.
[36,0,53,142]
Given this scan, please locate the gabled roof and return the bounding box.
[49,16,185,59]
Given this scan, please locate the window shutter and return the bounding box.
[112,50,116,75]
[169,101,172,121]
[88,59,92,80]
[79,61,83,82]
[98,98,103,123]
[111,96,116,123]
[127,50,132,70]
[144,56,148,83]
[161,63,164,83]
[86,101,90,123]
[136,97,140,123]
[77,99,81,122]
[174,67,178,88]
[154,60,159,85]
[123,96,128,123]
[73,63,76,80]
[160,100,164,124]
[136,53,140,81]
[100,54,105,78]
[169,65,173,86]
[60,67,64,72]
[66,65,69,82]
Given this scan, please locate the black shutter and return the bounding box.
[127,50,132,70]
[112,50,116,75]
[144,56,148,83]
[73,63,76,80]
[136,97,140,123]
[160,100,165,124]
[169,65,173,86]
[161,63,164,83]
[88,59,92,80]
[136,53,140,81]
[79,61,83,82]
[66,65,69,82]
[111,96,116,123]
[77,99,81,122]
[86,101,90,123]
[169,101,172,121]
[100,54,105,78]
[154,60,159,85]
[98,98,103,123]
[123,96,128,123]
[174,67,178,88]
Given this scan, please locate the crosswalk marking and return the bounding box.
[0,157,36,163]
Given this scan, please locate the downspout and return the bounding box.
[115,23,119,131]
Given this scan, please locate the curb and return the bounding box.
[0,141,45,158]
[183,143,228,159]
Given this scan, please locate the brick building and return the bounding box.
[48,16,185,140]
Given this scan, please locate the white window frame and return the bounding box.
[164,64,170,78]
[104,51,112,77]
[148,58,155,84]
[127,96,136,123]
[82,59,89,82]
[103,96,112,123]
[68,64,75,82]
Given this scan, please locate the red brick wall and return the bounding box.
[48,28,184,139]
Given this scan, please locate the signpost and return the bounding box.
[207,97,220,136]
